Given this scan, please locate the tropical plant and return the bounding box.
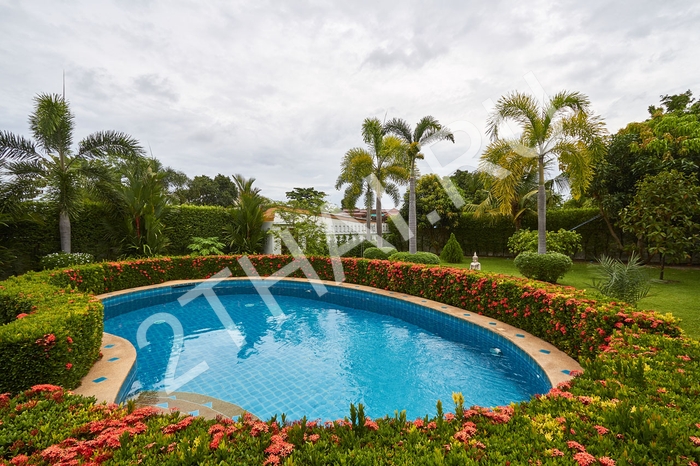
[482,91,606,254]
[619,170,700,280]
[385,116,454,253]
[0,93,143,253]
[186,236,225,256]
[591,252,650,305]
[336,118,409,246]
[440,233,464,263]
[223,175,267,254]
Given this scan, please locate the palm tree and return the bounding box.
[385,116,454,254]
[0,93,143,253]
[336,118,408,247]
[483,91,606,253]
[224,174,266,254]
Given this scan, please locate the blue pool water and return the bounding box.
[103,280,550,421]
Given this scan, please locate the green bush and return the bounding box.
[591,252,651,305]
[363,247,397,260]
[507,228,582,257]
[439,233,464,263]
[39,252,95,270]
[388,251,441,265]
[186,237,225,256]
[513,251,573,283]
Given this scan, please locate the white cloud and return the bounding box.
[1,0,699,205]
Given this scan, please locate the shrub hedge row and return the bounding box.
[0,273,103,393]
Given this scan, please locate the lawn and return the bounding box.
[443,257,700,339]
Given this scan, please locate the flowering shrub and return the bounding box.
[0,255,697,463]
[39,252,95,270]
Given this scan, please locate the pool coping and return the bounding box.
[78,277,581,406]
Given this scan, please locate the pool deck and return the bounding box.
[76,277,582,415]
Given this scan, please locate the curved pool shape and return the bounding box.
[103,280,551,420]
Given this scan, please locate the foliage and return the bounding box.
[450,169,488,204]
[285,187,327,211]
[0,93,143,253]
[0,273,102,393]
[223,175,267,255]
[162,205,233,254]
[39,252,95,270]
[508,228,582,257]
[514,251,573,283]
[363,247,397,260]
[3,256,696,464]
[186,237,225,256]
[620,170,700,279]
[439,233,464,263]
[176,174,239,206]
[591,252,651,305]
[272,204,328,256]
[483,90,606,253]
[389,251,440,264]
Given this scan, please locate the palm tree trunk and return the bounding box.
[376,196,383,248]
[537,156,547,254]
[365,185,372,241]
[409,174,417,254]
[59,210,71,253]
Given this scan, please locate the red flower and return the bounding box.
[65,363,73,370]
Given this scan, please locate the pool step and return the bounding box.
[135,391,252,420]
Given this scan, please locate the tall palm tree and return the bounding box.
[336,118,408,247]
[0,93,143,253]
[385,116,454,254]
[483,91,606,253]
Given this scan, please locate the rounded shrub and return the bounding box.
[513,251,573,283]
[40,252,95,270]
[439,233,464,263]
[388,251,440,265]
[363,247,397,260]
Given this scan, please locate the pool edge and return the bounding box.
[82,278,580,408]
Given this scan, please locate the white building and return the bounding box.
[261,208,389,255]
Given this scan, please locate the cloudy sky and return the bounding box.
[2,0,699,206]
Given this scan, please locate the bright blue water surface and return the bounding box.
[104,280,550,421]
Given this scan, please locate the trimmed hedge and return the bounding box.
[514,251,574,283]
[362,247,397,260]
[389,251,441,264]
[440,233,465,263]
[0,273,103,393]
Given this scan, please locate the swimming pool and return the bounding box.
[103,279,551,421]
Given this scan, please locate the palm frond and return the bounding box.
[29,93,74,155]
[0,132,40,162]
[384,118,413,142]
[77,131,144,161]
[486,92,540,141]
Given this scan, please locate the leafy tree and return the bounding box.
[483,91,606,254]
[0,93,143,253]
[619,170,700,280]
[336,118,408,246]
[590,91,700,249]
[385,116,454,254]
[180,174,238,206]
[285,187,327,211]
[450,169,488,205]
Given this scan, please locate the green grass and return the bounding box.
[442,257,700,339]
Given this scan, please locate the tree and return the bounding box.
[450,169,488,205]
[483,91,606,253]
[589,91,700,250]
[336,118,408,246]
[285,187,327,211]
[385,116,454,253]
[619,170,700,280]
[0,93,143,252]
[180,174,238,206]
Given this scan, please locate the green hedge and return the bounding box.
[514,251,574,283]
[389,251,441,264]
[45,256,680,360]
[0,273,103,393]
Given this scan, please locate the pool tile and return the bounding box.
[93,377,107,383]
[539,349,551,354]
[108,357,120,362]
